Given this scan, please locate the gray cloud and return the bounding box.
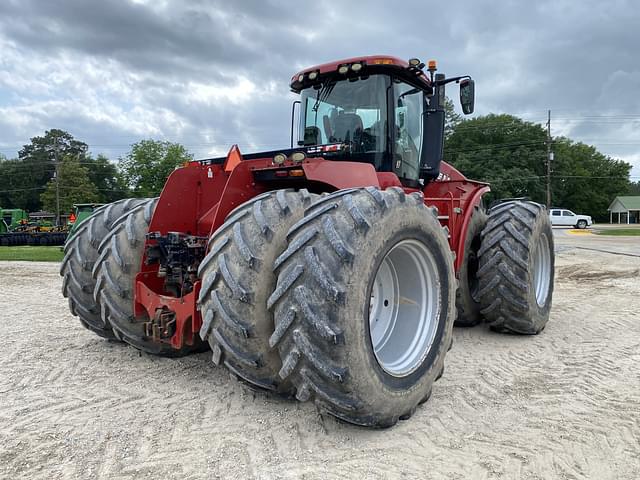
[0,0,639,177]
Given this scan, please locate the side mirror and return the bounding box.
[459,78,475,115]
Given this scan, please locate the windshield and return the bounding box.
[299,74,389,167]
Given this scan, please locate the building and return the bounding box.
[607,196,640,224]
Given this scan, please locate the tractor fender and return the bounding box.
[454,185,490,272]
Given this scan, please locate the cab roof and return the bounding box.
[290,55,432,93]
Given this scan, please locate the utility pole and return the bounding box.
[546,110,552,209]
[53,137,61,227]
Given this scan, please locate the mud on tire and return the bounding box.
[61,198,147,340]
[454,206,488,327]
[197,189,317,394]
[92,198,200,356]
[268,187,456,428]
[476,200,554,334]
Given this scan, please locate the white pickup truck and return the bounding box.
[549,208,593,229]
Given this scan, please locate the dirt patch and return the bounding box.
[1,252,639,479]
[557,263,640,281]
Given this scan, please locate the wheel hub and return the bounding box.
[369,239,440,377]
[532,233,551,307]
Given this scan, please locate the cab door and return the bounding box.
[392,79,424,184]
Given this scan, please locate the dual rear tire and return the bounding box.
[61,197,200,356]
[198,187,456,427]
[61,198,148,340]
[454,200,555,333]
[269,188,455,427]
[476,200,554,334]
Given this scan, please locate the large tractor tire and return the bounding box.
[269,187,456,428]
[93,199,200,357]
[454,206,488,327]
[61,198,147,340]
[476,200,554,334]
[198,189,317,394]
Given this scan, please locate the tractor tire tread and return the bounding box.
[270,188,454,428]
[60,198,147,340]
[476,200,554,334]
[198,189,317,395]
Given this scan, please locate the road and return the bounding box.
[0,232,639,479]
[553,225,640,256]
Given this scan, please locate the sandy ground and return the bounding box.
[1,230,639,479]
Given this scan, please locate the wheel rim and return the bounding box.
[532,233,551,307]
[369,239,440,377]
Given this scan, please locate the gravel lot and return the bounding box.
[1,229,639,479]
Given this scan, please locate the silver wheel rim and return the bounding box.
[532,233,551,307]
[369,239,440,377]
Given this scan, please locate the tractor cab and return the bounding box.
[291,56,474,186]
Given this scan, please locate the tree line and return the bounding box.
[0,129,191,215]
[444,109,638,221]
[1,119,638,221]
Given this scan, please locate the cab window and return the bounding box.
[551,210,561,216]
[562,211,574,217]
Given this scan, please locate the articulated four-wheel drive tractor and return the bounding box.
[61,56,554,428]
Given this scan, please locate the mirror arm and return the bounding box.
[433,75,471,86]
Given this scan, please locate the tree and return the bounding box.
[444,96,462,138]
[444,114,547,203]
[12,129,90,211]
[119,140,193,197]
[84,154,130,203]
[0,155,17,208]
[40,155,99,215]
[629,181,640,195]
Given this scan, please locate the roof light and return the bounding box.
[351,63,362,72]
[308,70,318,80]
[273,153,287,165]
[408,58,421,66]
[338,65,349,74]
[372,58,393,65]
[291,151,306,163]
[289,169,305,177]
[297,74,305,82]
[427,60,437,71]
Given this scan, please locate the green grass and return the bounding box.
[594,228,640,236]
[0,246,64,262]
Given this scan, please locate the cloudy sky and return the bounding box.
[1,0,639,178]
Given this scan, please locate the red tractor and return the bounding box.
[61,56,554,428]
